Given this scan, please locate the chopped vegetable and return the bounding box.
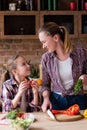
[51,110,60,114]
[11,118,32,130]
[74,79,82,94]
[52,104,80,116]
[17,113,25,119]
[7,109,25,119]
[7,110,34,130]
[66,104,80,115]
[83,109,87,118]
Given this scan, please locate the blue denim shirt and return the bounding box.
[40,45,87,96]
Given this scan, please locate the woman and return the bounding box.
[38,22,87,112]
[1,54,40,112]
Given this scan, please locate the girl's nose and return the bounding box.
[27,63,30,68]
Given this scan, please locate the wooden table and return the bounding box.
[0,112,87,130]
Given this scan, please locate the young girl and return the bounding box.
[1,54,40,112]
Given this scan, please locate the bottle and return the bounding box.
[25,0,30,10]
[0,0,1,10]
[21,0,27,10]
[48,0,52,10]
[53,0,58,10]
[29,0,33,10]
[20,27,24,35]
[16,0,22,11]
[78,0,84,10]
[40,0,45,10]
[1,0,9,10]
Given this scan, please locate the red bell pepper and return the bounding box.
[66,104,80,115]
[51,104,80,116]
[51,109,68,115]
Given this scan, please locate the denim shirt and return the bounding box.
[40,45,87,96]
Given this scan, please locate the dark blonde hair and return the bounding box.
[1,54,23,83]
[39,22,72,53]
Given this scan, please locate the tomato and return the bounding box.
[29,80,33,86]
[21,113,25,119]
[17,113,25,119]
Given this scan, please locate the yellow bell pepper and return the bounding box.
[83,109,87,118]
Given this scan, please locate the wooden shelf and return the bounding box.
[0,0,87,39]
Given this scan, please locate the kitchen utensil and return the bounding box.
[47,109,56,120]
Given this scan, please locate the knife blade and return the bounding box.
[47,109,56,120]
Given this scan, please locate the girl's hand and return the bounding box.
[79,74,87,88]
[18,80,30,95]
[31,80,39,94]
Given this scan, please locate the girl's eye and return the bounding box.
[22,62,30,66]
[22,62,26,66]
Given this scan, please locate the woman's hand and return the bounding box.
[41,98,52,112]
[79,74,87,88]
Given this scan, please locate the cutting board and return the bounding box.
[46,113,83,122]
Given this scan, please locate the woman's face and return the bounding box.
[39,31,58,52]
[14,56,31,78]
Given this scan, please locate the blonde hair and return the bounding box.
[1,54,23,83]
[59,26,73,53]
[39,22,73,53]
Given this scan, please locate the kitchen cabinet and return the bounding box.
[78,11,87,37]
[0,11,39,39]
[0,0,87,39]
[40,11,78,38]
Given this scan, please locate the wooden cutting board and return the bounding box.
[46,113,83,122]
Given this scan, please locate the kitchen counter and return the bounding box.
[0,111,87,130]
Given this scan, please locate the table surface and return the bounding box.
[0,111,87,130]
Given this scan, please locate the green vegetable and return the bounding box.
[7,109,21,119]
[74,79,82,94]
[29,65,39,78]
[11,118,32,130]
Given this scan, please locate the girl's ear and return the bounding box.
[12,69,17,75]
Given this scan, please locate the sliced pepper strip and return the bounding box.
[52,104,80,116]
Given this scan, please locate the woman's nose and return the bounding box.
[43,43,46,49]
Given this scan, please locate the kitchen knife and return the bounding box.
[47,109,56,120]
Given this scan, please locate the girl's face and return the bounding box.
[14,56,31,78]
[39,32,58,52]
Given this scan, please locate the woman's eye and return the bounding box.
[42,41,45,44]
[22,62,26,66]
